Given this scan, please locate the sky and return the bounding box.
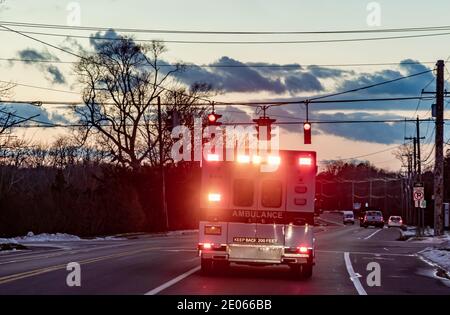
[1,0,450,171]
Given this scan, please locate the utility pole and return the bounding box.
[412,138,417,175]
[416,116,425,178]
[415,117,426,234]
[434,60,445,236]
[402,153,413,225]
[157,96,169,231]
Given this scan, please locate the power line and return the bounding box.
[412,76,436,118]
[3,26,450,45]
[322,142,412,162]
[0,56,437,68]
[0,96,436,107]
[308,69,434,101]
[0,23,219,105]
[0,23,436,108]
[0,79,80,95]
[3,20,450,35]
[7,118,443,129]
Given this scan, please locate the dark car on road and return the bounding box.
[360,210,384,228]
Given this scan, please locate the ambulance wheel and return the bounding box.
[201,258,213,275]
[215,260,230,274]
[301,264,313,279]
[291,264,313,280]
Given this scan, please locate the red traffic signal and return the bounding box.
[207,113,222,126]
[303,122,311,144]
[253,116,276,141]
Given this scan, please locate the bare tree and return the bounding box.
[392,143,414,170]
[74,37,191,170]
[0,82,38,144]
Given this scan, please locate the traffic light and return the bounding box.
[166,110,180,132]
[207,112,222,126]
[253,116,276,141]
[303,122,311,144]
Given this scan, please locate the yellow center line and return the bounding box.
[0,246,191,285]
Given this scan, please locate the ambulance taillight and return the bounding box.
[298,157,313,166]
[208,193,221,202]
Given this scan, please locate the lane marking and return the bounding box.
[344,252,367,295]
[145,266,200,295]
[363,229,383,240]
[317,250,415,257]
[0,247,192,285]
[0,244,195,266]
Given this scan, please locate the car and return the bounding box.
[360,210,384,228]
[387,216,403,228]
[342,211,355,224]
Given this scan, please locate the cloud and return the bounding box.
[313,112,414,144]
[89,29,123,51]
[174,56,324,94]
[334,61,434,97]
[61,37,87,55]
[16,49,66,84]
[307,65,352,78]
[4,104,70,125]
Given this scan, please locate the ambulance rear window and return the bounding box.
[261,180,282,208]
[233,179,254,206]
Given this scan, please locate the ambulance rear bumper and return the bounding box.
[200,246,312,265]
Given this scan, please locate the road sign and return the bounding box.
[413,184,424,208]
[420,199,426,209]
[413,186,424,200]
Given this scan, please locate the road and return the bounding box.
[0,213,449,295]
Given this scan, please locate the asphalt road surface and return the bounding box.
[0,213,449,295]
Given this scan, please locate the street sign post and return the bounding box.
[413,183,425,236]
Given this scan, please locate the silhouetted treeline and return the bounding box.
[0,162,200,237]
[316,160,404,219]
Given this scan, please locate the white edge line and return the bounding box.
[364,228,383,240]
[344,252,368,295]
[145,265,201,295]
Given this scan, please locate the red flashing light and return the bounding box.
[199,243,212,250]
[207,113,222,126]
[303,122,312,145]
[299,157,313,166]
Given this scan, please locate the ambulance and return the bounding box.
[198,150,317,279]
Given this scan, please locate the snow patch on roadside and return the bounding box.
[418,237,450,274]
[0,231,126,244]
[166,229,198,236]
